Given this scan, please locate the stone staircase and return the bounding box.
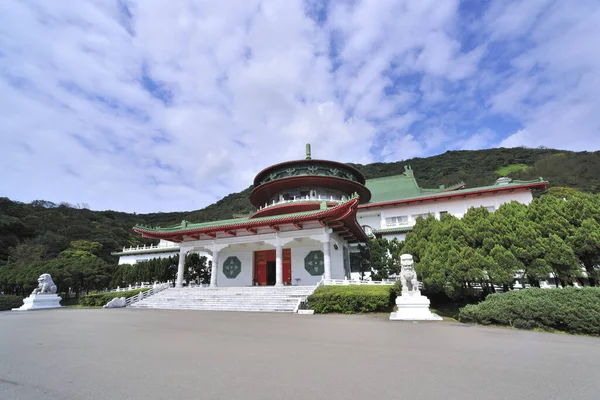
[129,286,317,313]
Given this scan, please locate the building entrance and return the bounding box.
[266,261,276,286]
[254,249,292,286]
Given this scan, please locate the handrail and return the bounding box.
[111,282,173,292]
[293,277,324,313]
[125,283,171,307]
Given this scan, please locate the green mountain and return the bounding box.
[1,147,599,265]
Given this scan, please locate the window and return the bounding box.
[412,213,431,221]
[439,211,448,216]
[385,216,408,226]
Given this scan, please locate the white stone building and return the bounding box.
[357,167,546,241]
[127,146,547,288]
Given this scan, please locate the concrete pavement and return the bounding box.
[1,309,599,400]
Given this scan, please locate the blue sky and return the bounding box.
[1,0,599,213]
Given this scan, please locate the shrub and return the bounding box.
[0,294,24,311]
[391,280,403,298]
[307,285,394,314]
[458,287,600,335]
[79,288,150,307]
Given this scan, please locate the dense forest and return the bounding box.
[1,147,599,296]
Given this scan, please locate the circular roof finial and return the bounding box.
[306,143,311,160]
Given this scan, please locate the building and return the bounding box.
[130,145,548,288]
[112,239,211,266]
[358,166,547,241]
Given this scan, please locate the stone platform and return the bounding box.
[13,294,63,311]
[389,292,442,321]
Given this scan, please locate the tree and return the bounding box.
[543,234,582,287]
[567,219,600,286]
[184,253,210,284]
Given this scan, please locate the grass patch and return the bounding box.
[495,164,530,176]
[430,304,462,321]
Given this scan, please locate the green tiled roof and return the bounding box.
[365,166,464,204]
[372,226,414,235]
[364,169,546,206]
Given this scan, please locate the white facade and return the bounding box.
[357,189,534,241]
[213,236,345,287]
[116,239,211,265]
[175,227,347,288]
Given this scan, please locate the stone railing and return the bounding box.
[324,278,396,286]
[125,283,171,307]
[111,282,160,292]
[259,195,347,211]
[121,243,179,252]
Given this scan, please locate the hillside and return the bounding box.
[1,147,599,265]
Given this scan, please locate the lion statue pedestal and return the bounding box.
[389,254,442,321]
[13,273,63,311]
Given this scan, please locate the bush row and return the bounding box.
[0,294,24,311]
[78,288,151,307]
[307,285,394,314]
[458,287,600,335]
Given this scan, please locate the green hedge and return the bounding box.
[79,288,150,307]
[0,294,24,311]
[307,285,394,314]
[459,287,600,335]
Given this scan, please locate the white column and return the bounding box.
[323,237,331,280]
[275,244,283,287]
[176,248,186,288]
[210,249,219,288]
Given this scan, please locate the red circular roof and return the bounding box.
[249,175,371,208]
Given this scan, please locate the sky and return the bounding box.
[1,0,599,213]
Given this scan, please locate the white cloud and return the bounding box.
[490,0,600,150]
[0,0,598,213]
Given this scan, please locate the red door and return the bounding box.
[283,249,292,285]
[255,249,292,285]
[254,251,268,286]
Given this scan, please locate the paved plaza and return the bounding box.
[1,309,599,400]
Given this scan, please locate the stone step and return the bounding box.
[153,294,306,300]
[129,286,316,313]
[132,306,295,312]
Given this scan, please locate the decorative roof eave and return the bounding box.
[133,197,368,243]
[253,158,366,186]
[440,182,466,192]
[248,201,326,219]
[358,180,548,210]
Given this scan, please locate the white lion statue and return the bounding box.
[104,297,126,308]
[399,254,419,295]
[32,273,57,294]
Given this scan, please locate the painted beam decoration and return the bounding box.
[304,250,324,276]
[223,256,242,279]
